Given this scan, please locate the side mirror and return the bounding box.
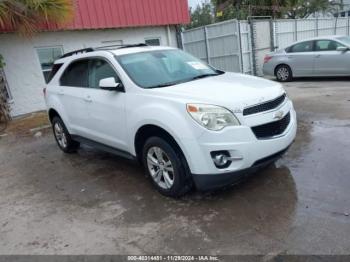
[99,77,124,92]
[337,46,348,52]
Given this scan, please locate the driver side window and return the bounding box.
[315,40,345,51]
[89,59,120,89]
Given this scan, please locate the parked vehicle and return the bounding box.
[263,36,350,82]
[45,44,297,197]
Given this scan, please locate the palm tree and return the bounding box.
[282,0,332,18]
[0,0,73,36]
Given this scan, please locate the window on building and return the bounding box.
[101,40,123,46]
[36,46,63,83]
[60,59,89,87]
[145,37,161,46]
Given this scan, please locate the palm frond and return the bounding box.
[0,0,73,36]
[24,0,74,24]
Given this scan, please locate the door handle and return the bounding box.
[84,96,92,102]
[58,90,64,96]
[287,56,293,59]
[315,54,321,58]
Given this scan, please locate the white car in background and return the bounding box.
[45,44,297,197]
[263,35,350,82]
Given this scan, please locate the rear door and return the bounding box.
[313,40,350,76]
[285,41,315,76]
[59,59,90,136]
[84,58,127,151]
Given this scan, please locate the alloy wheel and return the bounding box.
[277,67,289,81]
[146,146,175,189]
[54,122,68,149]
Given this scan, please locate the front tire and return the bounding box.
[52,116,80,153]
[275,65,293,82]
[142,137,192,197]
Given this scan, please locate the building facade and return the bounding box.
[0,0,189,116]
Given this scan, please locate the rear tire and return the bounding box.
[275,65,293,82]
[52,116,80,153]
[142,136,192,197]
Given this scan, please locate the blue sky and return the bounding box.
[189,0,205,9]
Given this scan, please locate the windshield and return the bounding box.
[337,36,350,46]
[116,49,222,88]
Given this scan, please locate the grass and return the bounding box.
[5,111,50,136]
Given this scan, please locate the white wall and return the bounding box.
[0,26,178,116]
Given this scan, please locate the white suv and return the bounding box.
[45,44,297,197]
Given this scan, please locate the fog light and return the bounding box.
[211,151,231,169]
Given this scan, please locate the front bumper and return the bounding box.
[192,145,291,191]
[181,100,297,190]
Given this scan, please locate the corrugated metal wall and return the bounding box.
[182,17,350,76]
[182,20,245,73]
[275,18,350,49]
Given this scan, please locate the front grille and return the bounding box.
[243,94,286,116]
[251,112,291,139]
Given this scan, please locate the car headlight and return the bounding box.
[186,104,240,131]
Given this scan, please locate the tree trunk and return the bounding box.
[0,69,11,120]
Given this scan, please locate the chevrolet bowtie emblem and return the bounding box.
[274,111,284,120]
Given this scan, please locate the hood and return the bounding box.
[154,72,285,111]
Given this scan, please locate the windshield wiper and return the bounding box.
[191,73,219,80]
[147,81,180,89]
[147,71,225,88]
[189,71,225,81]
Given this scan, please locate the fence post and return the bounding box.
[294,19,298,41]
[249,18,257,76]
[348,16,350,36]
[204,26,211,64]
[315,18,319,37]
[180,31,184,50]
[237,21,244,73]
[334,17,338,35]
[269,18,275,51]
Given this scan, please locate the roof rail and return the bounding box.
[60,48,94,58]
[60,43,148,59]
[95,43,148,50]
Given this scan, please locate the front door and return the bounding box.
[313,40,350,76]
[84,58,127,151]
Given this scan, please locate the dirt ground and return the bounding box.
[0,78,349,255]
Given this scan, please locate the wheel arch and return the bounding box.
[134,124,186,163]
[48,108,61,123]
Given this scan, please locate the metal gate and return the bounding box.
[249,17,274,76]
[182,20,243,73]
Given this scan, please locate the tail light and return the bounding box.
[264,55,272,64]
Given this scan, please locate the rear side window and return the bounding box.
[47,63,63,83]
[60,60,89,87]
[288,41,314,53]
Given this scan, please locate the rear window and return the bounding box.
[47,63,63,83]
[287,41,314,53]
